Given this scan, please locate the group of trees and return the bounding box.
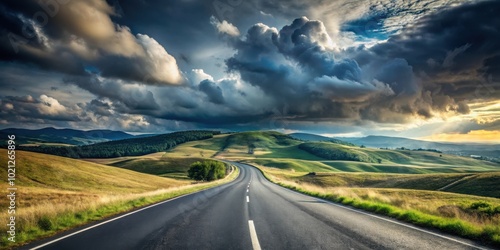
[19,131,220,158]
[187,160,227,181]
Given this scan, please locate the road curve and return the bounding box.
[23,162,490,250]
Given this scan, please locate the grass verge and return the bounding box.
[252,164,500,248]
[2,166,239,249]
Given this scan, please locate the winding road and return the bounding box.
[23,162,490,250]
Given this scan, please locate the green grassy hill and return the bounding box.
[198,131,500,174]
[103,154,204,179]
[222,131,299,149]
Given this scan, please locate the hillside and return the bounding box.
[0,149,185,195]
[18,130,220,158]
[223,131,299,149]
[188,131,500,174]
[290,133,356,146]
[0,127,134,146]
[0,148,238,248]
[86,152,205,180]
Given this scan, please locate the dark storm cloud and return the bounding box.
[336,0,500,123]
[63,76,160,111]
[113,0,236,78]
[365,0,500,100]
[57,71,272,126]
[0,0,182,85]
[1,0,498,135]
[227,17,395,121]
[374,58,417,95]
[199,80,226,105]
[225,1,500,124]
[87,99,113,117]
[0,3,86,75]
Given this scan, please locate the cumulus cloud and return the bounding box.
[0,95,81,122]
[1,0,498,135]
[248,0,468,47]
[0,0,182,85]
[187,69,214,85]
[58,71,272,126]
[96,34,183,84]
[210,16,240,37]
[227,17,397,121]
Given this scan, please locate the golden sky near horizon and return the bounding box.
[420,130,500,143]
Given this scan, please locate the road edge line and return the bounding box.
[241,162,491,250]
[29,165,241,250]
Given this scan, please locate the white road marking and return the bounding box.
[247,196,249,202]
[248,220,262,250]
[247,189,249,193]
[271,180,489,250]
[29,180,236,250]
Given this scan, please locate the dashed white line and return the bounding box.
[246,196,249,202]
[29,188,208,250]
[248,220,262,250]
[247,189,249,193]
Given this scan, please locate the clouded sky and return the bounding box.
[0,0,499,142]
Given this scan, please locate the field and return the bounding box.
[0,149,237,249]
[190,131,500,245]
[6,131,500,248]
[192,131,500,174]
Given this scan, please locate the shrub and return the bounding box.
[188,160,226,181]
[37,216,53,231]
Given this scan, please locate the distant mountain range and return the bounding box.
[290,133,500,159]
[0,127,136,145]
[3,128,498,160]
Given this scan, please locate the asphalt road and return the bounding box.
[24,162,490,250]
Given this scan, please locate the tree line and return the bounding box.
[18,131,220,158]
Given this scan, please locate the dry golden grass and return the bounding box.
[0,149,238,249]
[0,179,235,237]
[256,165,500,245]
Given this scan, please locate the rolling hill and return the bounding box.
[0,147,237,248]
[16,130,499,174]
[0,127,135,146]
[18,130,220,158]
[0,148,185,194]
[289,132,500,162]
[290,132,356,146]
[185,131,500,174]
